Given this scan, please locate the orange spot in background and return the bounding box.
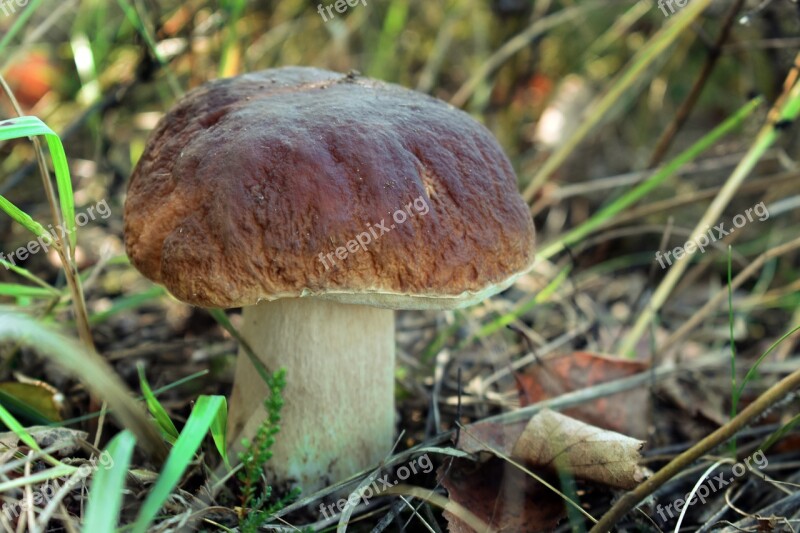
[4,52,58,109]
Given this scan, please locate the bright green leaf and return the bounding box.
[131,395,225,533]
[137,364,179,444]
[84,430,136,532]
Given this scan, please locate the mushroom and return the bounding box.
[124,67,535,491]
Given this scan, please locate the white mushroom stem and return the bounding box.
[227,298,395,491]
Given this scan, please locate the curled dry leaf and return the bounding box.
[442,409,649,532]
[458,418,527,456]
[511,409,648,490]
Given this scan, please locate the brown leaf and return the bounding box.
[516,351,650,438]
[458,418,527,456]
[660,375,728,426]
[439,457,566,533]
[511,409,647,490]
[444,409,648,531]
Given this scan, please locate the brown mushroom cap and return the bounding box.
[124,67,535,309]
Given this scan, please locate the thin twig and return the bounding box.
[523,0,715,202]
[480,349,728,427]
[648,0,746,166]
[449,2,608,108]
[590,363,800,532]
[601,171,798,230]
[618,54,800,356]
[660,236,800,357]
[0,75,95,351]
[24,452,34,533]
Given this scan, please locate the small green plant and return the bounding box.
[236,368,301,532]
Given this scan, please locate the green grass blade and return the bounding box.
[114,0,182,97]
[131,395,225,533]
[738,323,800,399]
[730,323,800,453]
[55,370,209,427]
[83,430,136,532]
[522,0,715,199]
[0,195,51,241]
[0,312,169,461]
[209,308,273,386]
[0,0,45,55]
[0,388,55,426]
[219,0,247,77]
[761,412,800,452]
[0,466,76,492]
[368,0,409,80]
[0,401,42,452]
[0,259,59,293]
[470,265,571,342]
[0,117,76,253]
[0,283,59,299]
[0,401,68,469]
[88,286,166,325]
[537,96,763,261]
[0,116,59,141]
[137,364,179,444]
[210,397,230,469]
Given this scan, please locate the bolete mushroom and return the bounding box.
[124,67,535,491]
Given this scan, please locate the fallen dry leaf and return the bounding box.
[516,351,650,438]
[0,381,65,422]
[660,374,728,427]
[512,409,647,490]
[0,426,87,456]
[442,409,649,532]
[439,457,566,533]
[458,418,527,456]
